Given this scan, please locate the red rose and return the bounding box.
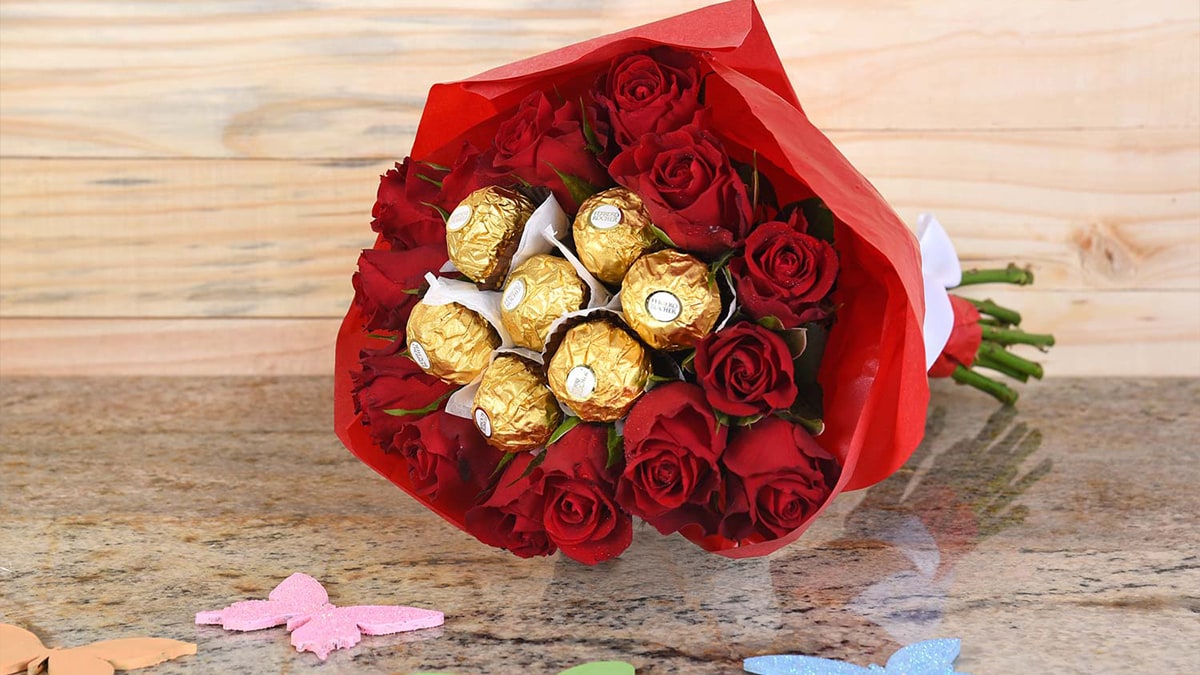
[616,383,727,535]
[929,295,984,378]
[386,412,502,510]
[491,91,610,211]
[593,48,704,149]
[720,417,840,541]
[694,323,798,417]
[350,340,455,449]
[351,245,447,333]
[370,158,448,250]
[440,142,504,207]
[532,424,632,564]
[730,214,838,328]
[608,124,751,258]
[465,454,556,558]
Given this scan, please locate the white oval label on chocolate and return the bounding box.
[502,278,527,311]
[447,204,472,231]
[474,408,493,437]
[645,291,683,322]
[409,341,432,369]
[565,365,597,399]
[589,205,622,230]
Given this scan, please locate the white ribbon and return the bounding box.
[917,213,963,371]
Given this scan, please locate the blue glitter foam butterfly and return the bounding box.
[744,638,967,675]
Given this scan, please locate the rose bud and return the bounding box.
[545,317,651,422]
[500,254,590,351]
[531,423,632,564]
[616,382,727,535]
[465,453,557,558]
[694,322,799,417]
[572,187,661,285]
[720,417,840,542]
[621,249,722,351]
[472,354,563,452]
[405,300,502,385]
[445,185,535,290]
[730,212,838,328]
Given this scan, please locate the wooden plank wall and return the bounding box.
[1,0,1198,376]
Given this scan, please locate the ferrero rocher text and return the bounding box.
[472,355,562,452]
[446,186,535,289]
[500,254,589,351]
[546,318,651,421]
[405,300,501,385]
[621,249,722,350]
[572,188,660,285]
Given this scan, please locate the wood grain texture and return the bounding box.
[2,129,1197,318]
[2,289,1197,376]
[1,0,1197,375]
[0,0,1196,158]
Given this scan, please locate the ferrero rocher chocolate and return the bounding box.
[573,187,660,285]
[472,355,562,452]
[546,318,651,422]
[405,300,501,385]
[621,249,722,351]
[500,254,589,351]
[446,186,535,289]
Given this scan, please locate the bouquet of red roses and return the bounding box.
[333,0,1053,564]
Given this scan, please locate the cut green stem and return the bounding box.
[963,297,1022,326]
[980,325,1056,350]
[951,365,1018,405]
[959,263,1035,286]
[978,341,1044,380]
[974,353,1029,382]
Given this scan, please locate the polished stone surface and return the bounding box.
[1,377,1197,674]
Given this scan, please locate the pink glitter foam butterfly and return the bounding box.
[196,573,443,660]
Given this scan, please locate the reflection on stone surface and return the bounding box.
[770,404,1050,658]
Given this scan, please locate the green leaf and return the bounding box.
[490,451,518,479]
[414,172,443,189]
[793,322,828,384]
[707,248,738,286]
[756,315,784,331]
[797,197,835,243]
[647,223,677,248]
[605,425,623,470]
[366,333,398,342]
[509,449,548,486]
[579,98,603,155]
[680,349,697,372]
[559,662,636,675]
[735,413,764,427]
[417,160,450,172]
[750,150,760,212]
[647,373,678,385]
[546,164,601,207]
[383,390,454,417]
[420,201,450,222]
[715,411,734,428]
[546,415,582,447]
[401,287,423,295]
[780,327,808,359]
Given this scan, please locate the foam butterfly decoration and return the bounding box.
[0,623,195,675]
[196,573,444,660]
[744,638,968,675]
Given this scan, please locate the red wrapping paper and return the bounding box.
[334,0,929,558]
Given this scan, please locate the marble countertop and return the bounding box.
[1,377,1196,674]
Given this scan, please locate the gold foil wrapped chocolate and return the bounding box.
[621,249,722,351]
[500,254,589,351]
[405,300,501,385]
[472,354,562,452]
[445,186,535,289]
[546,317,651,422]
[572,188,661,285]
